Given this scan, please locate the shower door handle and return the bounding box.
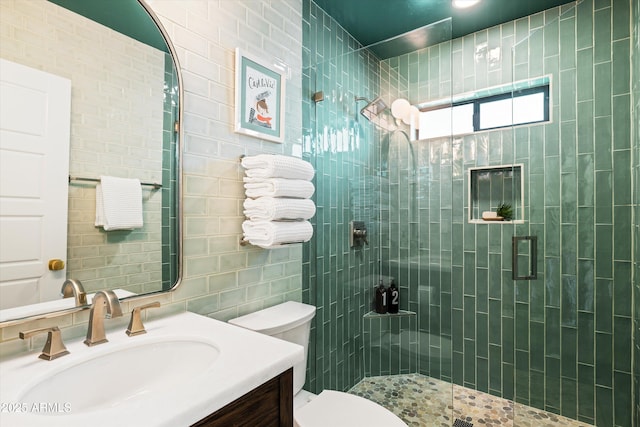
[512,236,537,280]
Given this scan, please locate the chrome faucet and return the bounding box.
[61,278,87,307]
[84,290,123,346]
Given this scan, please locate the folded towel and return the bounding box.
[241,154,315,181]
[242,220,313,248]
[244,197,316,221]
[244,177,315,199]
[95,176,143,231]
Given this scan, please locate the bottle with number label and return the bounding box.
[375,280,387,314]
[387,280,399,313]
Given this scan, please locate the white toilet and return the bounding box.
[229,301,407,427]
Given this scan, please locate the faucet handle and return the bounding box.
[126,301,161,336]
[19,326,69,361]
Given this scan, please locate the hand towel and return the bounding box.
[244,197,316,221]
[95,176,143,231]
[241,154,315,181]
[244,177,315,199]
[242,220,313,248]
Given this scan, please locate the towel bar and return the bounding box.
[68,176,162,190]
[240,238,305,247]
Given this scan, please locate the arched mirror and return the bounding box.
[0,0,182,325]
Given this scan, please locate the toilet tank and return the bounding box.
[228,301,316,394]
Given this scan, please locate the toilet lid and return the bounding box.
[295,390,407,427]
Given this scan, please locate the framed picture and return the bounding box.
[234,48,286,143]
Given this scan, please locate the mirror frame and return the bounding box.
[0,0,183,328]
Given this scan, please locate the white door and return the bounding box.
[0,59,71,309]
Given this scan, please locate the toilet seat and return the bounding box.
[294,390,407,427]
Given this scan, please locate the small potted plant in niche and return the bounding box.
[496,202,513,221]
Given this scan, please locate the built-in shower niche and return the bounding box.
[468,164,524,224]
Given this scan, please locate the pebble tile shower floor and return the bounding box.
[348,374,593,427]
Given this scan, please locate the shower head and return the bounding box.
[356,96,388,121]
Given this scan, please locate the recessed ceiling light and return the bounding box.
[452,0,481,9]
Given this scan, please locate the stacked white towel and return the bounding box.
[244,177,315,199]
[241,154,316,248]
[95,176,143,231]
[244,197,316,221]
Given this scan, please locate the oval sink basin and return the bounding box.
[19,339,220,414]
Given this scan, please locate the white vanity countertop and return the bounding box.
[0,311,304,427]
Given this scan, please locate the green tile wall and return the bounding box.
[382,1,634,425]
[305,1,636,426]
[162,54,179,291]
[632,0,640,425]
[302,0,385,393]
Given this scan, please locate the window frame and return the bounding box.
[418,83,550,139]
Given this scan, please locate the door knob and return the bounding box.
[48,259,65,271]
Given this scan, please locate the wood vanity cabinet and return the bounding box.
[191,368,293,427]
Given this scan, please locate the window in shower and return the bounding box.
[417,79,550,140]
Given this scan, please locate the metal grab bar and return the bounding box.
[512,235,538,280]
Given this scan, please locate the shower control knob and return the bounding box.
[353,229,368,245]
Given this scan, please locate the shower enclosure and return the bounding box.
[301,0,635,425]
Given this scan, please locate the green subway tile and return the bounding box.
[515,349,530,404]
[545,158,561,206]
[577,100,594,154]
[560,70,577,121]
[595,386,613,426]
[530,279,545,322]
[577,312,595,365]
[489,299,502,345]
[593,8,612,63]
[575,1,593,49]
[464,339,476,385]
[559,17,576,71]
[464,296,476,339]
[477,269,488,313]
[613,151,632,206]
[595,225,613,278]
[612,0,631,40]
[612,39,630,96]
[613,372,632,426]
[595,332,613,387]
[502,316,514,364]
[613,95,631,150]
[544,16,560,57]
[577,363,595,420]
[546,357,561,410]
[530,321,544,372]
[464,252,476,295]
[613,316,631,372]
[561,377,578,420]
[502,362,514,400]
[577,259,595,312]
[594,117,613,171]
[514,303,529,352]
[613,261,632,316]
[595,279,613,332]
[594,172,613,224]
[546,307,561,358]
[561,275,578,326]
[477,357,489,393]
[546,257,561,307]
[547,216,562,265]
[594,63,612,117]
[545,122,560,156]
[562,326,578,379]
[453,351,464,385]
[489,344,502,391]
[530,370,545,409]
[577,154,594,206]
[477,313,488,358]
